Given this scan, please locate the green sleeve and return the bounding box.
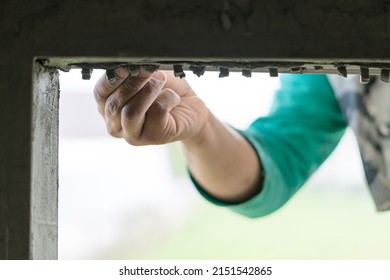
[191,74,348,218]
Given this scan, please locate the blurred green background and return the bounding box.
[136,187,390,260]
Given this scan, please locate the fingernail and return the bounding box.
[106,67,128,83]
[114,67,128,79]
[151,71,165,82]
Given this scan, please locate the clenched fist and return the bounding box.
[94,67,209,145]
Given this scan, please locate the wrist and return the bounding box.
[181,109,215,149]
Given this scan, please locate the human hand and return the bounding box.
[94,67,209,145]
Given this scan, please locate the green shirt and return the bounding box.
[192,74,348,218]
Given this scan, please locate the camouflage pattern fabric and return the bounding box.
[328,75,390,211]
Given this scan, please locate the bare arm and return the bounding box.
[93,67,262,203]
[182,113,262,203]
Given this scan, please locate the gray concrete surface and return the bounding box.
[30,64,59,260]
[2,1,390,63]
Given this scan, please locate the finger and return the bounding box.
[121,72,166,143]
[104,69,158,135]
[164,71,193,97]
[142,89,181,143]
[94,67,130,115]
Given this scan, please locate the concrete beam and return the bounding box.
[2,0,390,63]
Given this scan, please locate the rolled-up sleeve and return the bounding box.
[191,74,348,218]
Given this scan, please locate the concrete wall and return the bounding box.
[1,0,390,259]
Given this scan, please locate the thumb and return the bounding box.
[163,71,194,97]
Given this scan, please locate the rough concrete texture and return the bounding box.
[2,0,390,61]
[1,0,390,259]
[30,64,59,260]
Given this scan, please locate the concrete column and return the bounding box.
[0,61,59,259]
[30,63,59,259]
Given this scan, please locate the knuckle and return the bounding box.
[113,67,129,79]
[93,86,106,103]
[142,133,160,143]
[123,76,148,93]
[102,81,116,93]
[123,134,141,146]
[121,103,139,122]
[148,78,163,92]
[123,80,137,93]
[94,77,116,101]
[106,123,121,138]
[150,99,168,115]
[105,97,120,116]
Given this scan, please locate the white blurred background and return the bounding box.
[59,70,390,260]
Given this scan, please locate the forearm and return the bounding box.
[182,112,263,203]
